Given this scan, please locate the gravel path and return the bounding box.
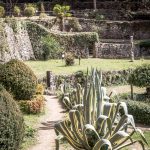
[29,95,64,150]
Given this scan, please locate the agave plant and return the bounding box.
[55,69,148,150]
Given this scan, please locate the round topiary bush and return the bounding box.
[13,6,21,16]
[128,64,150,95]
[24,6,35,17]
[0,6,5,18]
[65,52,75,66]
[0,84,25,149]
[0,59,37,100]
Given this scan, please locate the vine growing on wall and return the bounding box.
[0,21,9,53]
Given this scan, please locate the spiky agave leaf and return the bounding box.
[55,69,148,150]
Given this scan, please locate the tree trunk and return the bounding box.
[93,0,97,10]
[130,36,134,62]
[131,84,134,100]
[146,87,150,95]
[60,17,65,32]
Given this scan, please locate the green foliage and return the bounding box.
[138,40,150,48]
[51,32,99,51]
[128,64,150,88]
[13,6,21,16]
[18,95,45,114]
[89,10,105,20]
[113,94,150,125]
[74,70,86,86]
[0,59,37,100]
[95,14,105,20]
[65,52,75,66]
[25,125,36,138]
[102,69,132,86]
[126,100,150,125]
[0,84,25,150]
[53,4,72,18]
[0,6,5,18]
[41,35,63,60]
[68,18,82,32]
[39,13,47,18]
[55,69,148,150]
[24,6,35,17]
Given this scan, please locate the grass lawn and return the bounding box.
[25,58,150,78]
[21,114,43,150]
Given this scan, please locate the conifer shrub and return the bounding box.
[0,84,25,150]
[65,52,75,66]
[24,6,35,17]
[13,6,21,16]
[0,59,37,100]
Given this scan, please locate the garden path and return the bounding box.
[29,87,149,150]
[29,95,64,150]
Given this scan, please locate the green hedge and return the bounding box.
[27,21,99,59]
[114,95,150,125]
[54,69,131,88]
[125,100,150,125]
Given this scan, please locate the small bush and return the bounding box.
[0,6,5,17]
[19,95,45,114]
[68,18,82,32]
[13,6,21,16]
[74,70,86,86]
[0,84,25,150]
[0,59,37,100]
[39,13,47,18]
[95,14,105,20]
[36,84,44,95]
[65,52,75,66]
[24,6,35,17]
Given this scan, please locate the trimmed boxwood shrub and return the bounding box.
[125,100,150,125]
[113,94,150,125]
[0,59,37,100]
[0,84,25,149]
[24,6,35,17]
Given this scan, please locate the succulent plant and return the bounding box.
[55,69,148,150]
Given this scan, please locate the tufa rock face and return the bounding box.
[0,20,35,63]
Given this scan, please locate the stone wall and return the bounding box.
[79,19,150,40]
[0,20,35,63]
[97,41,140,58]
